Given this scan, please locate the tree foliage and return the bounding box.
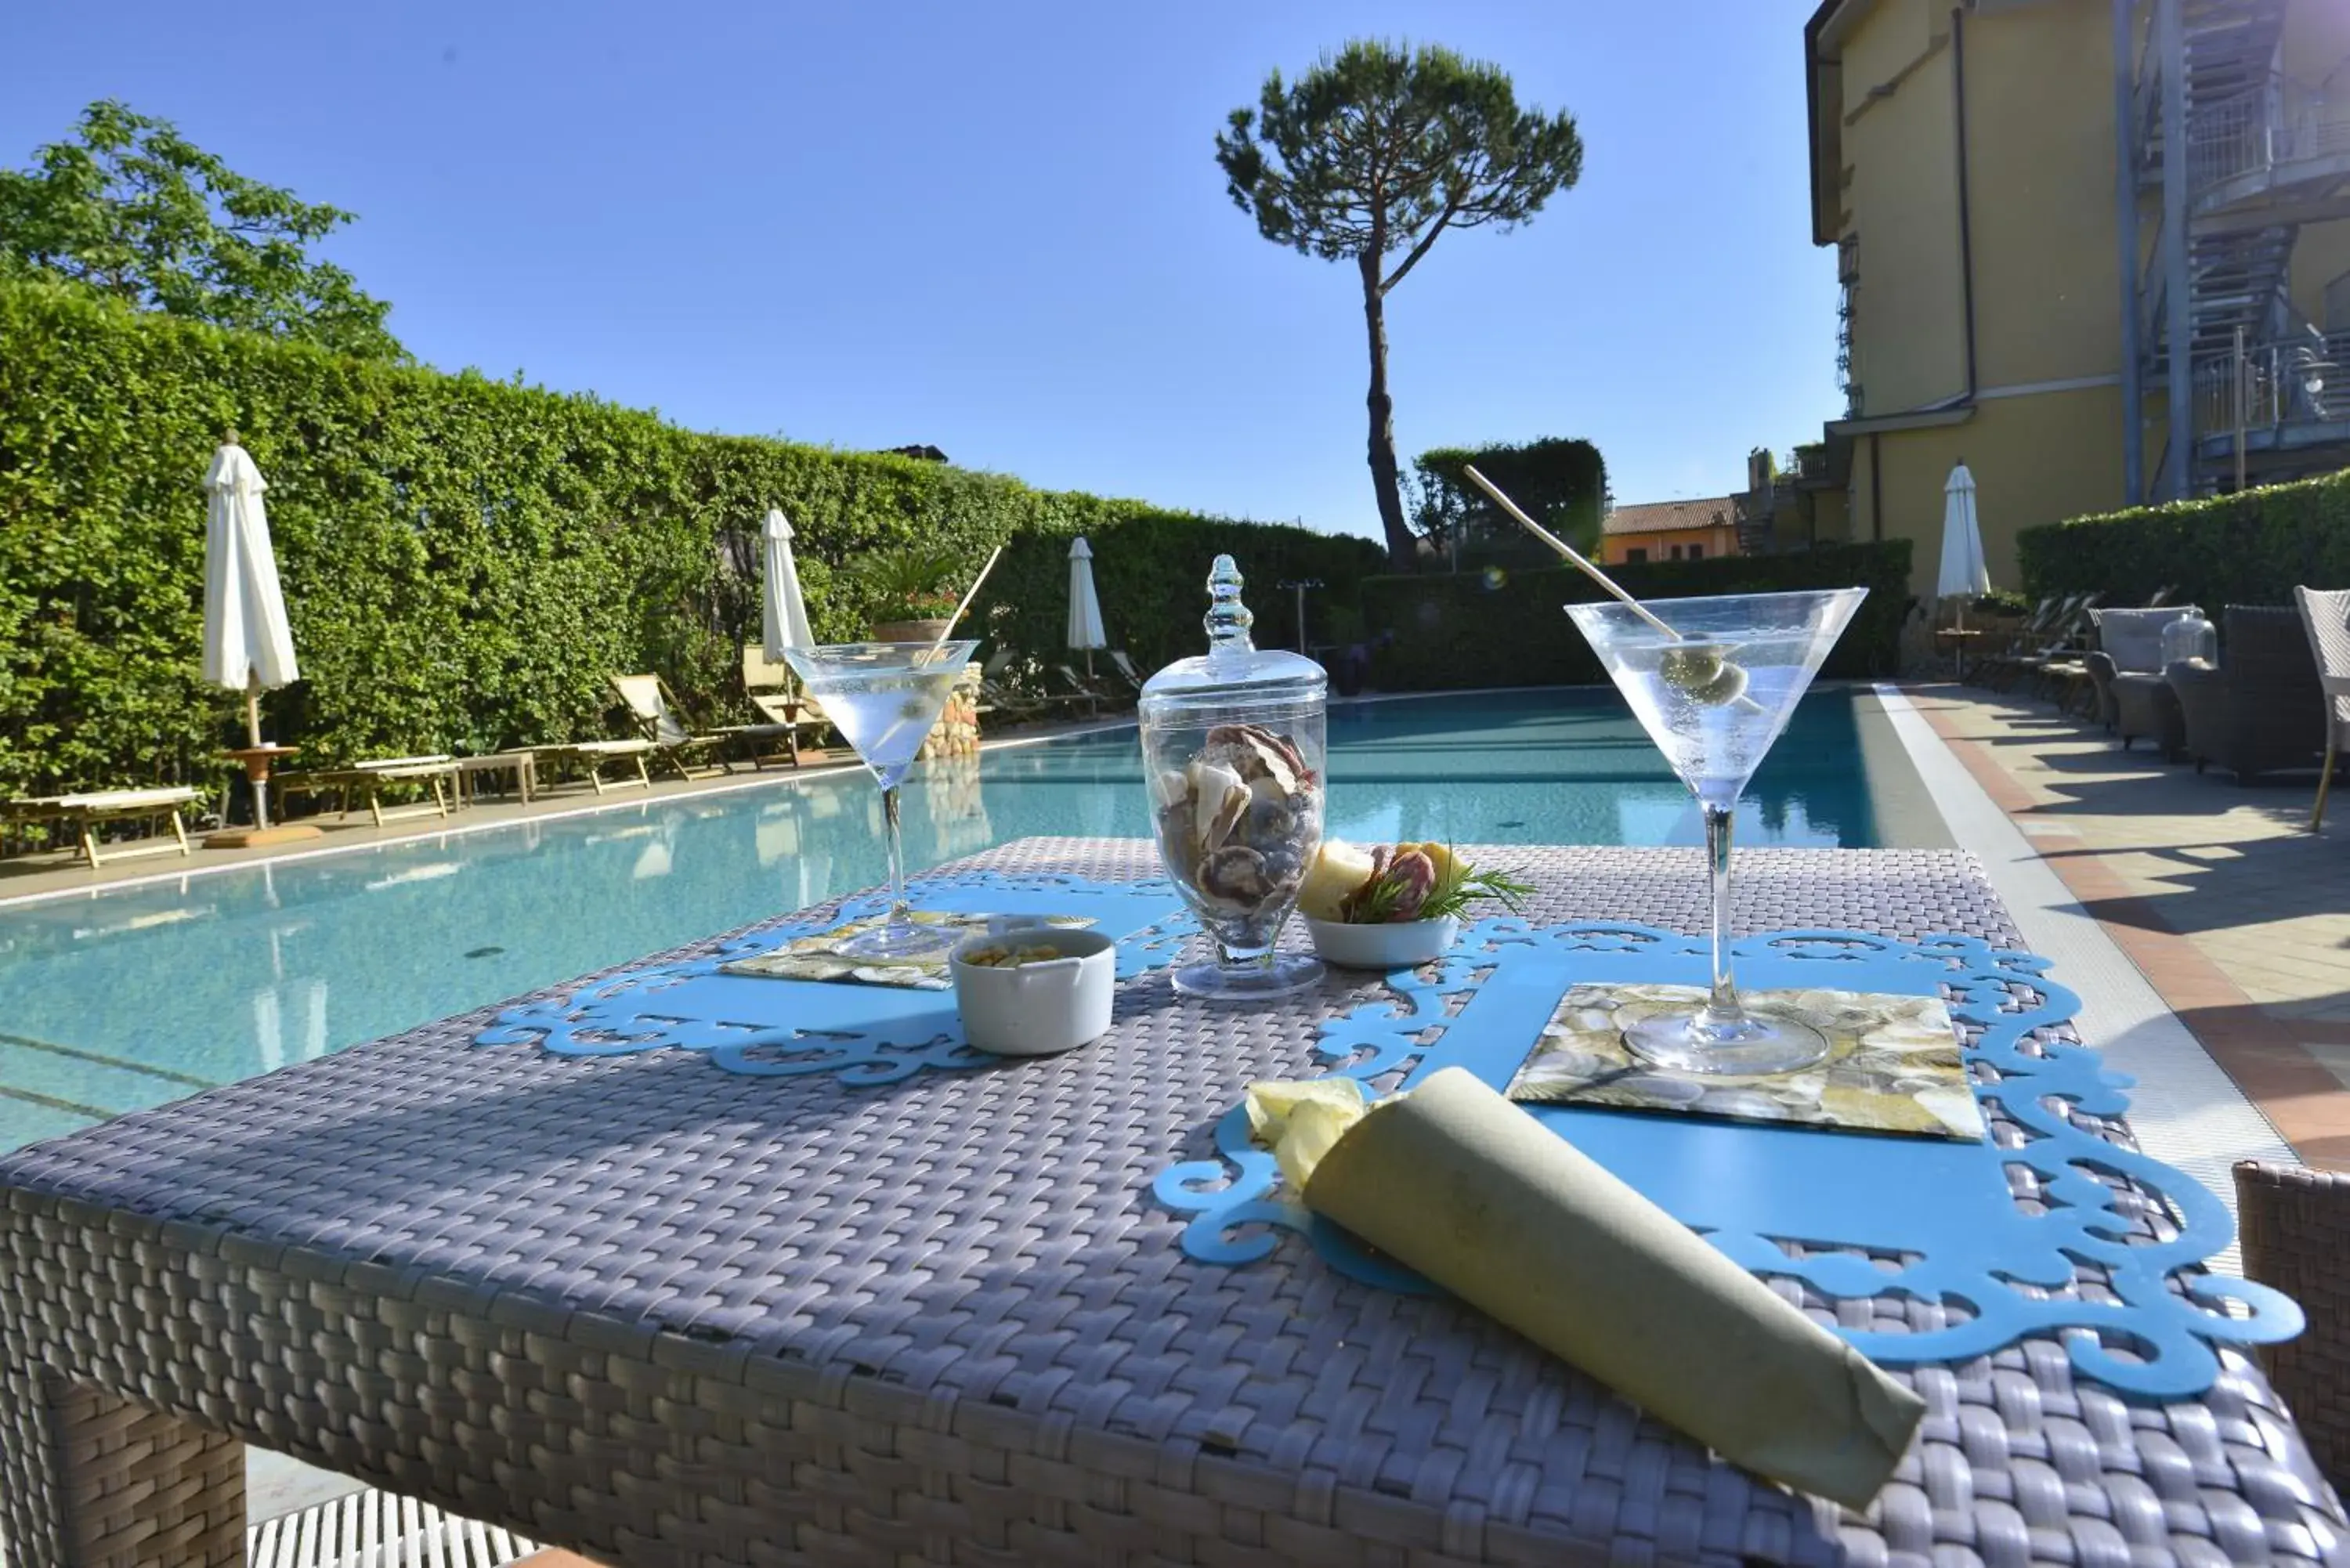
[1215,42,1582,565]
[0,99,403,361]
[0,282,1381,798]
[2017,467,2350,610]
[1411,436,1607,558]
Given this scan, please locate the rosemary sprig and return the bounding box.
[1419,858,1535,921]
[1343,847,1535,923]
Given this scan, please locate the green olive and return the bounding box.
[1659,642,1749,707]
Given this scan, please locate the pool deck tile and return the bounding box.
[1907,682,2350,1168]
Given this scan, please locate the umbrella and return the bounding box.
[203,437,301,768]
[761,507,815,663]
[1066,535,1107,678]
[1936,461,1990,630]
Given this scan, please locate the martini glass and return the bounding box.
[1564,589,1867,1075]
[783,640,979,959]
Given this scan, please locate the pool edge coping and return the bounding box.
[0,717,1155,912]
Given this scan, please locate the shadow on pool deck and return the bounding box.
[1908,681,2350,1166]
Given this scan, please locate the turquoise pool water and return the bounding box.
[0,688,1899,1151]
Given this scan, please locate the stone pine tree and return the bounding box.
[1216,42,1582,566]
[0,99,403,361]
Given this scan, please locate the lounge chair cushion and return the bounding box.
[2092,606,2198,675]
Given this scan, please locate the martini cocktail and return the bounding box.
[1564,589,1867,1075]
[783,640,979,959]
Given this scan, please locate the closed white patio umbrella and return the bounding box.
[1066,536,1107,678]
[204,438,311,837]
[1936,461,1990,630]
[761,506,815,663]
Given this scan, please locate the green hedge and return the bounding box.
[0,283,1380,796]
[2016,470,2350,609]
[1360,542,1913,691]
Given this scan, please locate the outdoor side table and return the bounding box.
[450,751,538,807]
[208,744,323,851]
[0,839,2337,1567]
[1932,627,1982,681]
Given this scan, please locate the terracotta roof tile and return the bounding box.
[1603,497,1741,536]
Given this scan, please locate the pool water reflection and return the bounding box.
[0,687,1900,1150]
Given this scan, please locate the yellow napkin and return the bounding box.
[1248,1067,1924,1510]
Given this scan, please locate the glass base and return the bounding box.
[1173,952,1324,1002]
[836,918,958,961]
[1623,1006,1830,1076]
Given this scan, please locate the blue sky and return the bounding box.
[3,1,1840,540]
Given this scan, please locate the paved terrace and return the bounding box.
[1909,682,2350,1168]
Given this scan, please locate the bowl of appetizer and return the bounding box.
[950,928,1118,1055]
[1297,840,1533,970]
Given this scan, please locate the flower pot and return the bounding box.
[869,617,953,644]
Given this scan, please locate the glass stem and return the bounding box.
[1701,804,1745,1027]
[881,784,911,934]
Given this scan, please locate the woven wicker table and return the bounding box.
[0,838,2338,1567]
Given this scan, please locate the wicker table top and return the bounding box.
[0,838,2337,1567]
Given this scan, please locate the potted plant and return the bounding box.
[867,546,964,642]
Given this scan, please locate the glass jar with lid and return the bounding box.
[1139,555,1326,999]
[2161,607,2217,668]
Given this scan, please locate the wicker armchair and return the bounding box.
[2171,606,2327,784]
[2297,588,2350,830]
[2234,1161,2350,1487]
[2083,605,2199,754]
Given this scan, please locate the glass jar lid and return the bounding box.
[1141,555,1326,707]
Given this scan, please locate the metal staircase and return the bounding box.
[2127,0,2350,494]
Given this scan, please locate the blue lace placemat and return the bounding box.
[1152,918,2300,1400]
[478,872,1195,1086]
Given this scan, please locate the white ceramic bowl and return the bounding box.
[950,928,1117,1056]
[1303,913,1460,970]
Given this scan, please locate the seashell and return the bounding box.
[1152,768,1191,809]
[1188,761,1248,847]
[1198,844,1274,905]
[1202,723,1303,795]
[1618,1075,1705,1104]
[1694,1088,1793,1119]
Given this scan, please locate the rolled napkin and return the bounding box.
[1249,1067,1925,1509]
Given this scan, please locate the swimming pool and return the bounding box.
[0,687,1935,1151]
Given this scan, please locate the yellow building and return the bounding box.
[1805,0,2350,595]
[1600,498,1743,567]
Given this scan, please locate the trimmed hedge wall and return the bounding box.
[2016,470,2350,609]
[1361,542,1913,692]
[0,283,1381,796]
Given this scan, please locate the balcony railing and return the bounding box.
[2191,330,2350,441]
[2188,80,2350,194]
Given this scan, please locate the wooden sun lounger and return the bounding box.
[2,786,200,867]
[277,757,461,827]
[526,739,657,794]
[610,674,732,780]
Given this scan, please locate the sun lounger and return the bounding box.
[2,786,200,867]
[278,755,461,827]
[734,646,830,766]
[1108,649,1149,697]
[974,649,1048,724]
[526,739,656,794]
[1055,663,1115,716]
[609,674,731,779]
